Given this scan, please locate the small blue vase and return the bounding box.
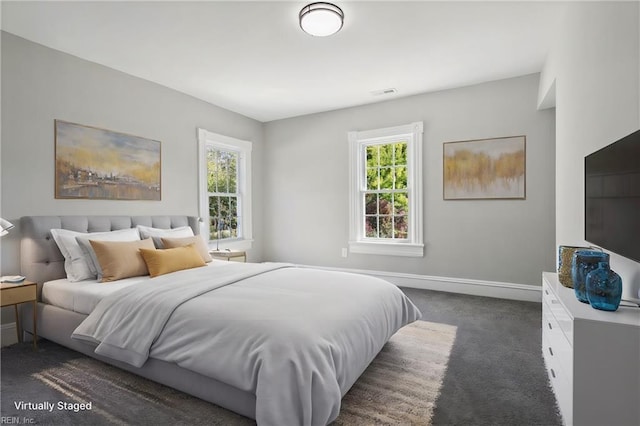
[572,250,610,303]
[586,262,622,311]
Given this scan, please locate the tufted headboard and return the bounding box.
[20,215,200,300]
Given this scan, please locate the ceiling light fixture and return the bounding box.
[299,2,344,37]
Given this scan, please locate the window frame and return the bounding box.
[348,122,424,257]
[198,128,253,251]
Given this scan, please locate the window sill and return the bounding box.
[348,241,424,257]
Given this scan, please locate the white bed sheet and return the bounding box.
[42,262,225,315]
[42,275,150,315]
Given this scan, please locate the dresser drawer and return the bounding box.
[542,332,573,425]
[542,272,640,426]
[542,333,569,384]
[542,301,573,385]
[542,280,558,305]
[542,281,574,345]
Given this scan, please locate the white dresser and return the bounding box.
[542,272,640,426]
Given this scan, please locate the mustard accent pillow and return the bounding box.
[160,235,213,263]
[139,244,206,278]
[89,238,156,282]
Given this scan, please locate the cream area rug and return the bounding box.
[8,321,456,425]
[335,320,457,425]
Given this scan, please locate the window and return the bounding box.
[207,147,239,239]
[198,128,252,250]
[364,143,409,239]
[348,122,424,256]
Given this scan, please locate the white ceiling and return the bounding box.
[1,1,568,122]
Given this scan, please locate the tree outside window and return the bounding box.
[207,147,239,240]
[364,142,409,239]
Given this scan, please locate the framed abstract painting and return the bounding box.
[443,135,526,200]
[55,120,161,200]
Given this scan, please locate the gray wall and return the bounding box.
[1,31,557,331]
[542,1,640,300]
[263,74,556,287]
[0,32,265,322]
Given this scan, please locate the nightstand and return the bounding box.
[210,250,247,262]
[0,281,37,349]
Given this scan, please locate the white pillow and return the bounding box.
[75,229,142,280]
[136,225,194,248]
[50,228,140,282]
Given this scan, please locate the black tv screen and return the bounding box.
[585,128,640,263]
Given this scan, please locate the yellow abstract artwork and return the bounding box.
[55,120,161,200]
[443,136,525,200]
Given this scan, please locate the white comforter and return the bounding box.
[72,262,421,426]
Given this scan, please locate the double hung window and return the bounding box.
[207,147,239,239]
[348,122,424,256]
[198,128,252,250]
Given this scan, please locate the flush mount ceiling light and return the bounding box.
[299,2,344,37]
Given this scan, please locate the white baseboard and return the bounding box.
[1,322,18,347]
[299,265,542,303]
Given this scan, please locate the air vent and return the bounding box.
[371,88,397,96]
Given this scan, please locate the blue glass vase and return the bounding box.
[586,262,622,311]
[571,250,609,303]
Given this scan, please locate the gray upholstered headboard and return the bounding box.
[20,215,200,300]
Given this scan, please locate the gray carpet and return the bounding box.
[1,287,561,425]
[402,288,562,426]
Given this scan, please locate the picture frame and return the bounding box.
[55,120,161,201]
[443,135,526,200]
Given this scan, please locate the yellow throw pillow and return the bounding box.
[89,238,156,282]
[160,235,213,263]
[139,244,206,278]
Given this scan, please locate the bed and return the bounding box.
[19,215,421,426]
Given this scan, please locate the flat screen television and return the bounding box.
[585,128,640,263]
